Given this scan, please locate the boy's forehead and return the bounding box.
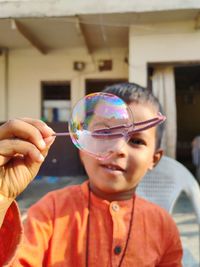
[128,102,158,122]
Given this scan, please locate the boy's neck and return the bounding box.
[89,184,136,202]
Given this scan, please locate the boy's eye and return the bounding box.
[128,137,145,146]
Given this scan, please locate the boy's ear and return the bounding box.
[149,148,163,170]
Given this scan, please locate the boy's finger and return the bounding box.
[0,119,52,151]
[18,118,55,138]
[0,139,44,166]
[24,136,56,177]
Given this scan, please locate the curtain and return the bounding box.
[152,66,177,158]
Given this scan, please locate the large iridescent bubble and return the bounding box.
[68,92,133,159]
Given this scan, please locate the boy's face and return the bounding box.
[79,102,163,200]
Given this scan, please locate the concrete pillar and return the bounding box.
[0,50,8,122]
[71,75,85,108]
[128,28,147,87]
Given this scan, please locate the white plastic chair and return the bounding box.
[137,155,200,267]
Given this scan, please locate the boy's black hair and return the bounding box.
[103,82,165,149]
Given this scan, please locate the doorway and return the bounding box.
[85,78,127,94]
[175,64,200,174]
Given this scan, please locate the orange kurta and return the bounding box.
[2,181,182,266]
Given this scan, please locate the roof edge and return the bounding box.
[0,0,200,19]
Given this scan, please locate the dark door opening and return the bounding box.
[85,79,127,94]
[175,64,200,174]
[39,81,85,177]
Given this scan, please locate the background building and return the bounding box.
[1,0,200,176]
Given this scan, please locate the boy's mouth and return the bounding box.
[100,163,125,172]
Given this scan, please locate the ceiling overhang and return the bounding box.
[0,0,200,19]
[0,10,199,54]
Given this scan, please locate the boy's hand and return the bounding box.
[0,118,55,200]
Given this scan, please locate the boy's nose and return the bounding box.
[107,142,128,158]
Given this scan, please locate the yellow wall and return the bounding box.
[2,47,128,120]
[129,20,200,86]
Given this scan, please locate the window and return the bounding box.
[41,81,71,122]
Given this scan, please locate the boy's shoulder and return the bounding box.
[135,194,164,209]
[30,180,88,212]
[45,180,87,199]
[135,194,176,226]
[49,181,85,197]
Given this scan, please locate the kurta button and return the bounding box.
[112,203,120,212]
[114,246,122,255]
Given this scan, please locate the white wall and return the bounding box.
[4,47,127,120]
[129,20,200,86]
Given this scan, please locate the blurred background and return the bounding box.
[1,0,200,178]
[1,1,200,265]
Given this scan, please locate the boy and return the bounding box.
[0,83,182,266]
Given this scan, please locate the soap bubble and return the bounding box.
[68,92,133,159]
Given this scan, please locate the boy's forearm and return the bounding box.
[0,195,13,227]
